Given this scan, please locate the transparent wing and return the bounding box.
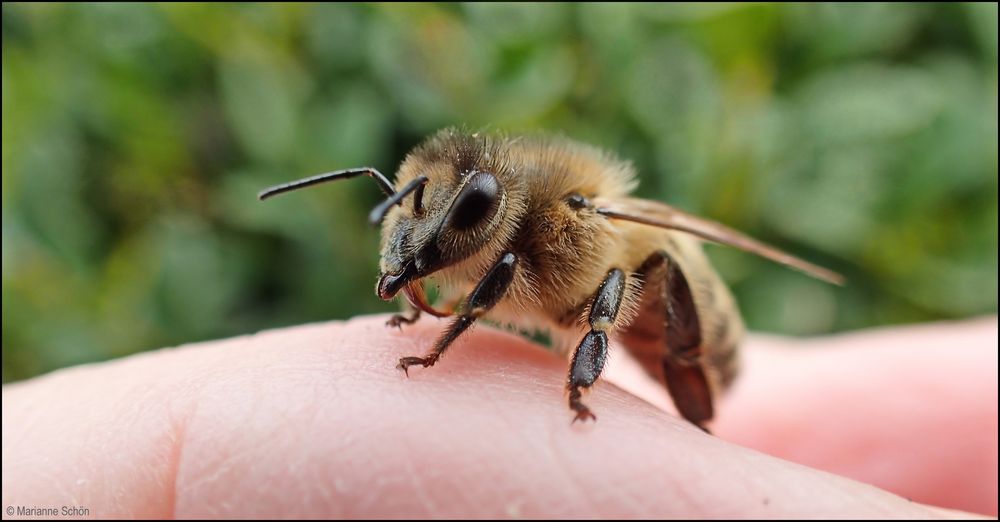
[594,197,845,285]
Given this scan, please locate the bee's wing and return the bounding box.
[594,197,844,285]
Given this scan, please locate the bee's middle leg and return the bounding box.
[567,268,627,423]
[396,252,518,375]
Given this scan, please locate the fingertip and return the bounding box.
[6,316,984,518]
[713,318,999,517]
[167,317,942,517]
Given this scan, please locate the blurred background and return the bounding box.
[2,3,997,383]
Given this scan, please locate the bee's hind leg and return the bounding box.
[631,250,715,432]
[567,268,627,423]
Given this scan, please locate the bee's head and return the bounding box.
[375,130,524,301]
[257,129,526,307]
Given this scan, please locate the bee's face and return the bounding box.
[376,167,507,300]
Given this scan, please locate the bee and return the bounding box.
[259,129,842,430]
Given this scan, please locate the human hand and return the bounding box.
[2,315,996,518]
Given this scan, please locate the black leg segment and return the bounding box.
[568,330,608,422]
[662,358,714,430]
[630,250,714,430]
[589,268,626,330]
[397,252,517,375]
[661,254,714,428]
[665,259,702,361]
[566,268,626,423]
[386,307,421,329]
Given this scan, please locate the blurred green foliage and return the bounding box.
[2,3,997,383]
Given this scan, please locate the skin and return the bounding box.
[2,315,996,518]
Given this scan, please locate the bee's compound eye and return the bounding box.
[445,171,500,230]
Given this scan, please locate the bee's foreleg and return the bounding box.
[396,252,518,375]
[386,306,420,329]
[567,268,627,423]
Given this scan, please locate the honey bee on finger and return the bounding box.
[259,128,843,430]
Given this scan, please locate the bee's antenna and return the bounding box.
[257,167,395,200]
[369,176,429,226]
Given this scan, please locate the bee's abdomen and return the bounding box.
[702,308,743,391]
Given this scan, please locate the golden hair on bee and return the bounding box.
[259,128,843,429]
